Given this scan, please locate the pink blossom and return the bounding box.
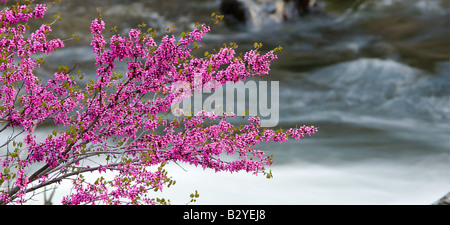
[0,3,317,205]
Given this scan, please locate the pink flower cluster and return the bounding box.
[0,3,317,205]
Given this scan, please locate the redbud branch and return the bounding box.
[0,121,11,134]
[47,14,60,27]
[13,160,138,203]
[0,129,25,153]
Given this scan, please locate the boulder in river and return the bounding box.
[433,192,450,205]
[220,0,319,27]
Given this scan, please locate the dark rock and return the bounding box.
[220,0,319,25]
[293,0,317,16]
[220,0,247,23]
[433,192,450,205]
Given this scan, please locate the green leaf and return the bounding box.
[206,64,213,73]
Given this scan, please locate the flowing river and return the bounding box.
[16,0,450,204]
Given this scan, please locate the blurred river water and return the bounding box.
[17,0,450,204]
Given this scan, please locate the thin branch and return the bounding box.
[22,160,138,197]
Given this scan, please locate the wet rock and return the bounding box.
[220,0,248,23]
[220,0,319,26]
[433,192,450,205]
